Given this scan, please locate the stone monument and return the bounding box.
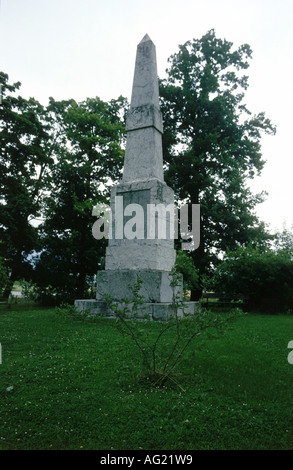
[74,35,198,320]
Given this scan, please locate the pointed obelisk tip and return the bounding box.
[140,33,152,43]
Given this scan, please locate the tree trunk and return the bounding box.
[190,286,202,301]
[2,275,15,300]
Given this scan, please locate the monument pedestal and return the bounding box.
[75,269,199,322]
[74,298,199,322]
[96,270,181,303]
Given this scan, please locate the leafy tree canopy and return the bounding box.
[0,72,54,297]
[210,243,293,313]
[32,96,127,303]
[160,30,276,296]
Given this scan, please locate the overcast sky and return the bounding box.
[1,0,293,234]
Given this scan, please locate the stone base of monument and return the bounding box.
[74,298,199,321]
[74,269,198,321]
[96,270,182,303]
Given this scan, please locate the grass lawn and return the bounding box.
[0,305,293,450]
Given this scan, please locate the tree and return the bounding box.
[0,72,54,298]
[0,255,9,296]
[32,96,127,304]
[175,250,200,297]
[272,226,293,258]
[160,30,276,299]
[210,245,293,313]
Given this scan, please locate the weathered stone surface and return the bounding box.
[74,299,109,315]
[122,35,164,183]
[96,270,182,303]
[105,245,175,271]
[123,128,164,182]
[74,298,199,321]
[106,178,176,271]
[126,104,163,134]
[129,34,160,109]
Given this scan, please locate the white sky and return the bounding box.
[1,0,293,234]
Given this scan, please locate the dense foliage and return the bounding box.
[31,97,127,304]
[0,72,127,303]
[0,72,53,298]
[160,30,276,298]
[210,242,293,313]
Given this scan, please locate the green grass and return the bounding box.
[0,306,293,450]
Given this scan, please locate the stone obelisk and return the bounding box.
[75,35,197,320]
[105,34,176,274]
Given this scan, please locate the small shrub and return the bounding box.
[100,269,244,389]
